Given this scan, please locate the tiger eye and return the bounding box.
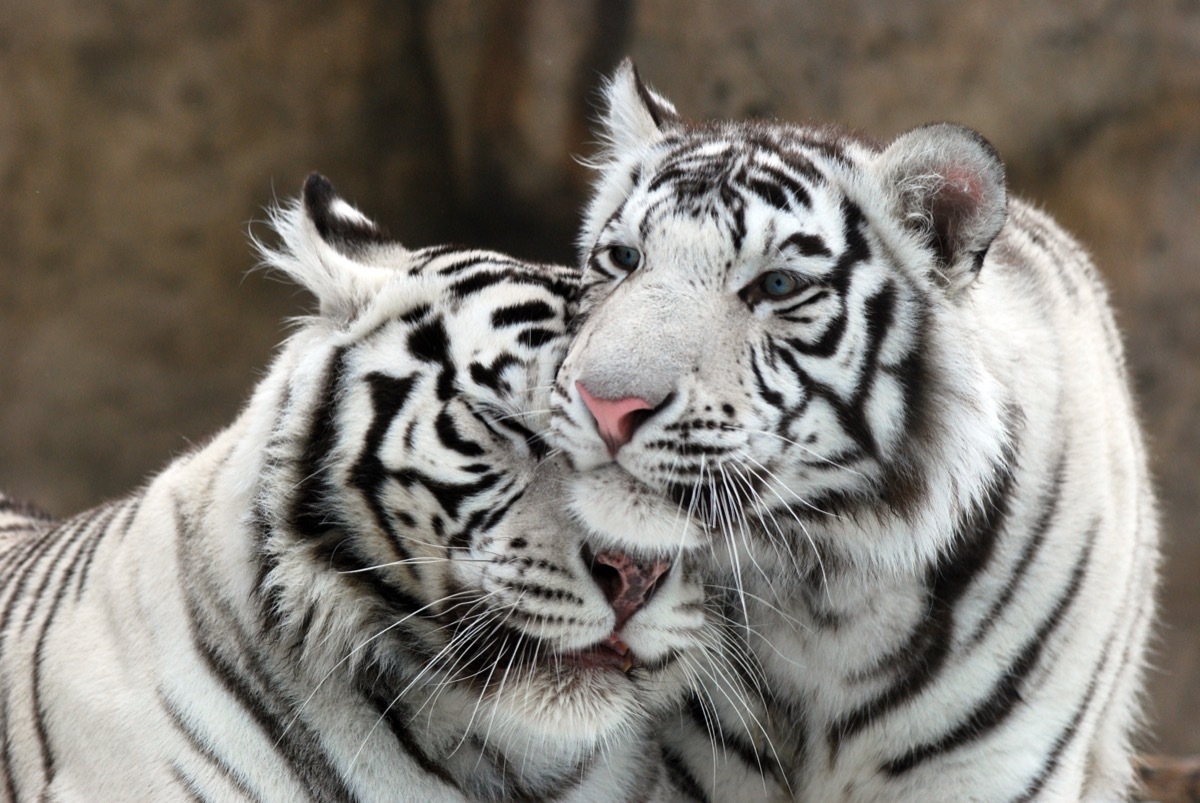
[609,245,642,271]
[759,270,800,298]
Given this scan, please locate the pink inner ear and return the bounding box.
[928,165,987,261]
[940,165,985,207]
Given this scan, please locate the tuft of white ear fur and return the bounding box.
[598,58,682,159]
[874,123,1007,294]
[256,173,399,324]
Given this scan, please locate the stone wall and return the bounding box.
[2,0,1197,754]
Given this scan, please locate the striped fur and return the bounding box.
[550,62,1159,802]
[0,174,720,801]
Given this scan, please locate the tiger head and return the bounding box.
[250,175,713,777]
[551,61,1014,583]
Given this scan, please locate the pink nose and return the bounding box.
[576,381,654,457]
[587,549,671,630]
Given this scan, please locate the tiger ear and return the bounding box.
[599,59,682,157]
[261,173,397,324]
[874,123,1007,293]
[301,172,389,257]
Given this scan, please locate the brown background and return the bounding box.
[1,1,1197,754]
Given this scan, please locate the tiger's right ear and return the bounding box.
[600,59,682,157]
[260,173,397,325]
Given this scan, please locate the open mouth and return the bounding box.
[558,634,636,673]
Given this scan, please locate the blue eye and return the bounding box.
[759,270,799,298]
[608,245,641,271]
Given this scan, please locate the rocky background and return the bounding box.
[1,0,1197,756]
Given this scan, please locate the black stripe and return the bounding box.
[1013,638,1109,802]
[518,327,559,348]
[349,371,419,560]
[190,631,358,802]
[407,316,450,364]
[469,354,519,394]
[16,509,100,633]
[757,162,814,208]
[743,176,793,212]
[356,671,461,792]
[450,269,577,304]
[190,595,358,800]
[174,501,360,803]
[291,347,349,538]
[309,535,430,628]
[684,694,766,772]
[882,521,1096,775]
[782,232,831,258]
[750,348,785,407]
[53,501,121,602]
[162,694,263,802]
[169,764,217,803]
[73,493,143,601]
[390,468,501,522]
[491,300,555,328]
[27,508,110,786]
[429,253,521,277]
[1,684,20,802]
[965,452,1066,648]
[829,454,1016,752]
[0,527,61,639]
[434,409,485,457]
[661,745,711,803]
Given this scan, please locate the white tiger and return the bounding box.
[0,174,725,802]
[549,61,1159,802]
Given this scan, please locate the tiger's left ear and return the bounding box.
[261,173,397,325]
[874,123,1007,293]
[599,59,683,157]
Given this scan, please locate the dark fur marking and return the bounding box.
[662,745,712,803]
[434,408,485,458]
[291,347,349,538]
[491,300,556,328]
[469,354,519,394]
[882,521,1096,775]
[782,232,832,259]
[348,371,419,561]
[828,455,1016,755]
[965,452,1067,648]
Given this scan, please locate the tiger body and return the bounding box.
[550,63,1158,801]
[0,175,714,802]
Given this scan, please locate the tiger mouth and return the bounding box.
[558,634,637,673]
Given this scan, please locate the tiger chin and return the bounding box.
[0,174,714,801]
[551,61,1159,801]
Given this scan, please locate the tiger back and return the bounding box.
[550,62,1159,801]
[0,174,716,802]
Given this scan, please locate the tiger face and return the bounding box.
[257,175,711,773]
[550,63,1012,582]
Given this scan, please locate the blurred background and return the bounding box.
[1,0,1197,755]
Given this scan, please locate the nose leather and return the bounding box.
[576,381,653,456]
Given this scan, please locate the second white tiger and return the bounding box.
[0,174,724,802]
